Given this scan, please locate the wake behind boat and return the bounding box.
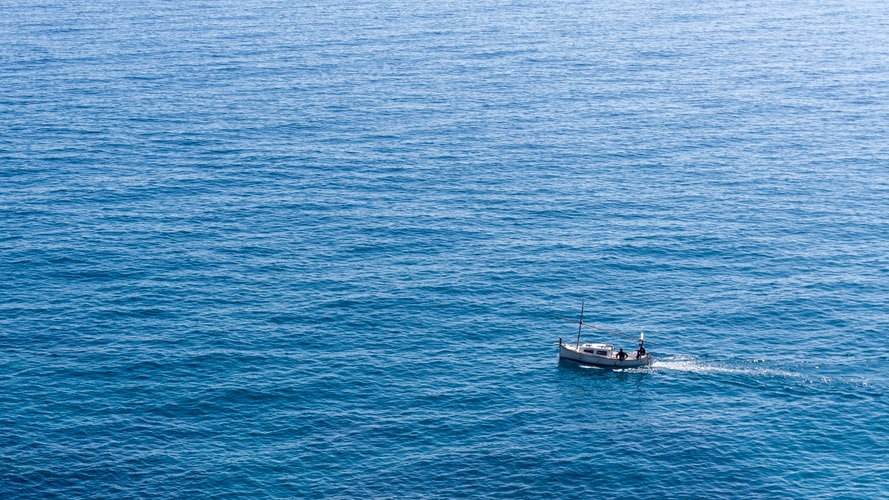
[558,301,652,368]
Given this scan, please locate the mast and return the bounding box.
[576,299,584,349]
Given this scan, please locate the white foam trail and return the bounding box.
[653,356,798,378]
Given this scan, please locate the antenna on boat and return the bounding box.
[576,299,584,350]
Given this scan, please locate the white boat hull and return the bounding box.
[559,342,651,368]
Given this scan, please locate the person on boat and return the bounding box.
[636,342,646,359]
[617,348,627,361]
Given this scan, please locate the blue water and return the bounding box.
[2,0,888,497]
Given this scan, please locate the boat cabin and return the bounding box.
[580,343,615,358]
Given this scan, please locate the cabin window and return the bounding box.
[583,349,597,354]
[597,350,608,356]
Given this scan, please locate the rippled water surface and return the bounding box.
[2,0,888,498]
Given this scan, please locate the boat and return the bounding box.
[558,301,652,368]
[558,338,651,368]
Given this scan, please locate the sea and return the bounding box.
[2,0,888,498]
